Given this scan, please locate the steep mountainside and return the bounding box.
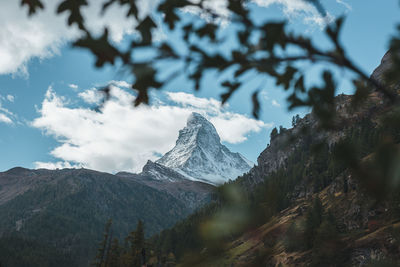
[157,112,252,185]
[150,54,400,266]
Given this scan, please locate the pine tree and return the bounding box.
[311,216,345,266]
[109,238,121,267]
[134,220,145,266]
[295,114,300,124]
[104,231,114,267]
[304,197,323,248]
[134,220,145,250]
[93,219,113,267]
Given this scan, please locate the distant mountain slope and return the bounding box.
[0,168,194,266]
[156,112,253,185]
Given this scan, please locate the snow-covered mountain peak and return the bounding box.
[187,112,216,133]
[175,112,220,150]
[156,113,253,185]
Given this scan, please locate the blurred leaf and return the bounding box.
[227,0,251,25]
[158,43,178,59]
[158,0,191,30]
[73,29,120,67]
[308,71,336,128]
[136,16,157,45]
[238,30,250,46]
[57,0,88,30]
[195,23,218,42]
[261,22,286,51]
[182,24,193,41]
[276,66,297,90]
[102,0,138,19]
[287,93,306,109]
[20,0,44,16]
[221,81,241,104]
[189,68,203,91]
[326,17,346,56]
[252,91,261,119]
[294,75,306,92]
[132,63,162,105]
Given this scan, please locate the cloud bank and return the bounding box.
[32,85,271,173]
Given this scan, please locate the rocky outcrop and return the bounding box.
[371,51,393,82]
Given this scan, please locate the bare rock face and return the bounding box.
[371,51,393,82]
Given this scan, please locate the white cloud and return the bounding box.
[69,84,78,90]
[78,88,104,104]
[272,99,281,107]
[166,92,223,113]
[32,86,270,173]
[210,114,271,143]
[109,80,132,89]
[35,161,82,170]
[0,0,145,75]
[0,97,15,124]
[182,0,230,25]
[183,0,344,28]
[0,113,12,124]
[253,0,335,28]
[336,0,352,11]
[6,95,14,102]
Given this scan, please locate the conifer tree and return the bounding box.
[109,238,121,267]
[134,220,145,266]
[305,197,323,248]
[93,219,113,267]
[134,220,145,250]
[104,231,114,267]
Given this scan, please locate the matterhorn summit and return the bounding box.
[156,112,253,184]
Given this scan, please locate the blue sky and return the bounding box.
[0,0,399,173]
